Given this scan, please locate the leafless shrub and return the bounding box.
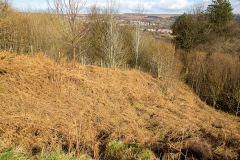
[187,51,240,115]
[140,40,180,93]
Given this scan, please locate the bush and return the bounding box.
[186,51,240,115]
[140,40,180,92]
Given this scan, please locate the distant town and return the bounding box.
[76,13,179,35]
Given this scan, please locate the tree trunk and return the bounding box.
[135,22,140,68]
[236,102,240,116]
[213,99,216,108]
[73,46,76,67]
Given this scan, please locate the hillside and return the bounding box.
[0,52,240,159]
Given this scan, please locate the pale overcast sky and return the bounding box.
[10,0,240,14]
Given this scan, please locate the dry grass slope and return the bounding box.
[0,52,239,159]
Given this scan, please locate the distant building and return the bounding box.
[158,29,172,34]
[146,28,156,32]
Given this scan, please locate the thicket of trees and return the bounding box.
[1,0,239,115]
[172,0,240,115]
[0,0,131,65]
[0,0,178,84]
[0,0,53,54]
[172,0,238,54]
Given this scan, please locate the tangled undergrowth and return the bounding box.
[0,52,239,159]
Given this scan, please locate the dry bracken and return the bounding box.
[0,52,239,159]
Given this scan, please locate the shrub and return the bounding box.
[186,51,240,115]
[140,40,180,92]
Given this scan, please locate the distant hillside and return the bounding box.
[119,14,179,29]
[120,13,180,19]
[0,52,239,159]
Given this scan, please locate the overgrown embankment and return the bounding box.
[0,52,240,159]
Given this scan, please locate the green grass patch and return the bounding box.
[0,149,91,160]
[134,102,142,109]
[106,141,155,160]
[0,149,29,160]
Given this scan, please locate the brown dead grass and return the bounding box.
[0,51,240,159]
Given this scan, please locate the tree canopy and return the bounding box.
[207,0,233,30]
[172,0,234,52]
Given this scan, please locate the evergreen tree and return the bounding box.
[207,0,233,31]
[171,13,209,52]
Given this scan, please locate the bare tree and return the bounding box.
[46,0,86,64]
[102,0,127,67]
[231,61,240,116]
[234,89,240,116]
[150,41,176,92]
[134,0,144,68]
[0,0,9,17]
